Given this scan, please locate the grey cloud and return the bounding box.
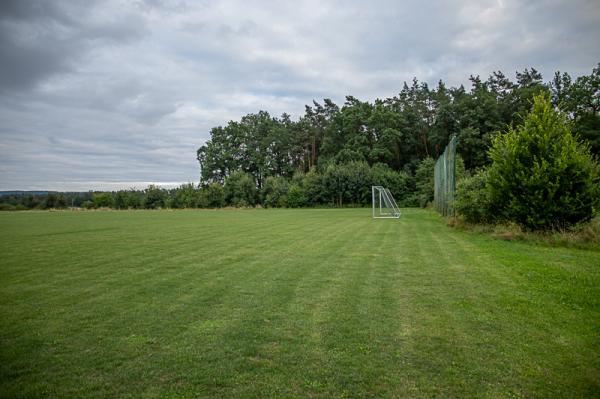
[0,1,69,23]
[0,0,147,92]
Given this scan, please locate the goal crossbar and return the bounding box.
[372,186,401,219]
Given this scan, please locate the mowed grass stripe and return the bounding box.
[218,214,369,396]
[1,209,599,398]
[409,213,600,397]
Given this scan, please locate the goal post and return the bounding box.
[372,186,401,219]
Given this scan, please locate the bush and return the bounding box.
[300,168,326,206]
[488,94,600,230]
[113,191,129,209]
[414,157,435,208]
[224,171,257,207]
[371,163,413,205]
[124,191,143,209]
[199,183,224,208]
[40,193,68,209]
[143,185,167,209]
[93,192,114,208]
[262,176,289,208]
[454,169,494,224]
[322,161,372,206]
[286,184,308,207]
[113,190,143,209]
[172,183,199,208]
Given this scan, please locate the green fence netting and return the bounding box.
[434,135,457,216]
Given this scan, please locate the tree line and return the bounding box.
[0,160,433,210]
[198,64,599,194]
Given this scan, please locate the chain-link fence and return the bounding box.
[434,135,457,216]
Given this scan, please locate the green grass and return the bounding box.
[1,209,599,398]
[448,216,600,250]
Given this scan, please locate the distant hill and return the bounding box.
[0,191,54,196]
[0,191,92,196]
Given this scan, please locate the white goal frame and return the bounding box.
[372,186,401,219]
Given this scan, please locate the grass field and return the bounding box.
[1,209,599,398]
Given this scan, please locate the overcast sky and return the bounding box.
[0,0,598,191]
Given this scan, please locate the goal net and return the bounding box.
[372,186,401,219]
[434,135,457,216]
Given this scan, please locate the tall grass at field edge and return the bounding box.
[447,216,600,250]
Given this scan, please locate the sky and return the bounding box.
[0,0,599,191]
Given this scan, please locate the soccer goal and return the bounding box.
[372,186,401,219]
